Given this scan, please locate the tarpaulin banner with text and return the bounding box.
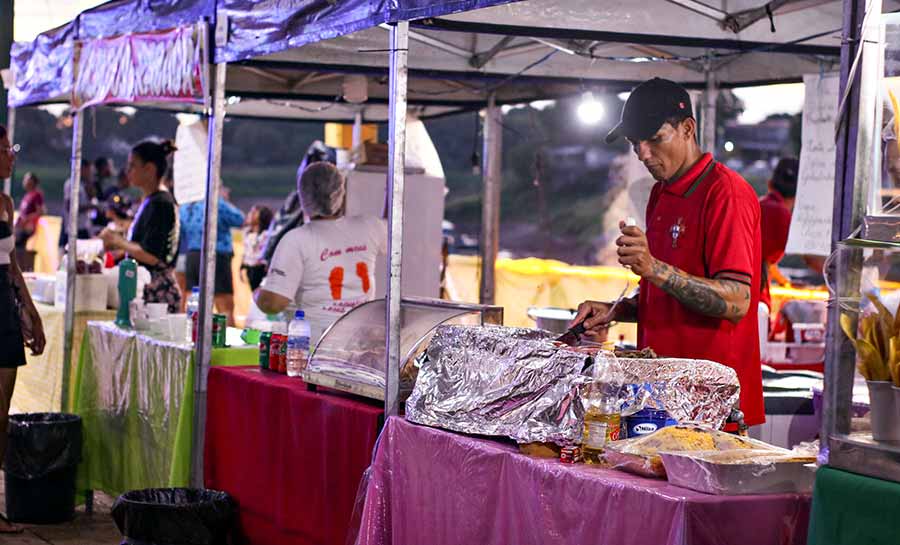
[73,26,206,110]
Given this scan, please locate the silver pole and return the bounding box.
[384,21,408,417]
[701,67,718,153]
[61,110,84,411]
[352,109,363,150]
[2,107,14,195]
[479,94,502,305]
[190,60,226,487]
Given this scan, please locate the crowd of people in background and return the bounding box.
[10,140,283,322]
[6,125,811,351]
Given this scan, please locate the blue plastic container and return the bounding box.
[624,408,671,438]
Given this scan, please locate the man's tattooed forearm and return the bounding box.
[651,260,751,321]
[660,270,728,317]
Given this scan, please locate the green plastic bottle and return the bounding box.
[115,258,137,328]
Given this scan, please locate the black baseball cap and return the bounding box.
[605,78,693,144]
[771,157,799,198]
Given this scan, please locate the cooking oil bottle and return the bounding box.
[582,399,621,464]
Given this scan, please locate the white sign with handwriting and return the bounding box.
[785,72,840,257]
[174,120,208,205]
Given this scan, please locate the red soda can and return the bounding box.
[268,334,283,372]
[278,334,288,374]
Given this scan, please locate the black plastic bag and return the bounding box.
[4,413,82,479]
[112,488,236,545]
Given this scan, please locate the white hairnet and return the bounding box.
[299,162,346,218]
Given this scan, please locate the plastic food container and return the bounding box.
[624,408,672,438]
[792,323,825,343]
[660,449,816,495]
[54,272,107,311]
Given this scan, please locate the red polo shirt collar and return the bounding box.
[663,153,714,196]
[764,189,786,205]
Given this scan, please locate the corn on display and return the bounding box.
[840,293,900,385]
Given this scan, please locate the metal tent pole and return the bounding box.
[701,66,718,154]
[2,107,13,195]
[352,109,363,150]
[190,59,226,488]
[0,0,10,131]
[61,110,84,411]
[384,21,409,417]
[479,93,501,305]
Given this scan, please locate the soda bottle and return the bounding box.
[185,287,200,342]
[286,310,311,377]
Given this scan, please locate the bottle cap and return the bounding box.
[294,310,305,319]
[192,286,200,293]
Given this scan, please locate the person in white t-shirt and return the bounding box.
[255,162,387,343]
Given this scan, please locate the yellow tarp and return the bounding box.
[445,254,641,342]
[229,237,830,338]
[444,254,828,341]
[10,303,115,414]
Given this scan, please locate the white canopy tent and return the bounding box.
[216,0,881,311]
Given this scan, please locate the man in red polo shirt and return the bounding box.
[759,158,798,310]
[573,78,764,426]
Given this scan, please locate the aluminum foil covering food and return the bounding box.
[406,325,741,445]
[618,358,740,430]
[406,325,593,445]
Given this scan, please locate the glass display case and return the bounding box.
[302,297,503,401]
[826,239,900,482]
[822,9,900,482]
[824,11,900,484]
[864,13,900,226]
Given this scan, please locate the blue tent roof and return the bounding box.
[9,0,519,106]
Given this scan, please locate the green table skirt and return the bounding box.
[71,322,257,497]
[808,465,900,545]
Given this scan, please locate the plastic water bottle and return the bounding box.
[286,310,311,377]
[185,287,200,342]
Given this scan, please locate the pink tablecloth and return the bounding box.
[355,417,810,545]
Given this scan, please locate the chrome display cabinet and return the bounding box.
[302,297,503,401]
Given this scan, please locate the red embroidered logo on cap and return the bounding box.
[678,102,685,109]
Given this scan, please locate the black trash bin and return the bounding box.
[4,412,82,524]
[112,488,235,545]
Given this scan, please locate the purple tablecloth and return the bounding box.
[355,417,811,545]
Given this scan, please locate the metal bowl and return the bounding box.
[526,307,576,334]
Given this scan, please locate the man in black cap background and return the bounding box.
[572,77,765,427]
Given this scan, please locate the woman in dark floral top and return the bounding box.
[100,140,181,312]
